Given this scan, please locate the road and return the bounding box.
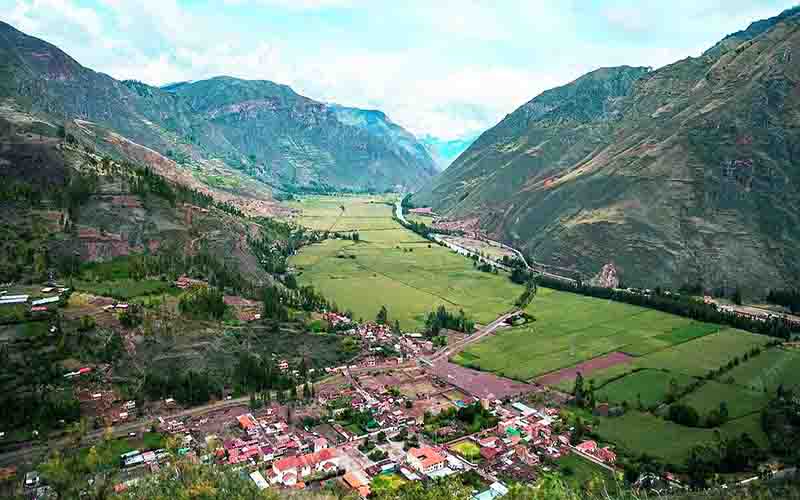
[395,200,575,285]
[425,309,523,364]
[0,396,251,467]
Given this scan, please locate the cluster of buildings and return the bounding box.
[574,440,617,465]
[0,285,69,314]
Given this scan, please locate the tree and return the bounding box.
[376,305,389,325]
[587,379,597,409]
[393,319,401,334]
[719,401,729,423]
[668,403,700,427]
[733,288,743,306]
[515,275,540,308]
[573,372,585,407]
[666,377,680,404]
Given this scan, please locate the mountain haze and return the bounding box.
[0,21,436,196]
[416,7,800,294]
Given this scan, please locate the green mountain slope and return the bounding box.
[415,7,800,294]
[0,21,436,195]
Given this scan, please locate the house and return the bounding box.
[313,437,329,452]
[575,440,598,454]
[342,472,371,498]
[496,419,517,434]
[479,436,499,448]
[515,445,539,466]
[406,447,446,475]
[511,402,536,417]
[31,296,59,307]
[473,482,509,500]
[596,447,617,464]
[237,413,258,431]
[272,448,341,485]
[480,446,501,462]
[250,471,269,490]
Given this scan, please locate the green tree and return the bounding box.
[376,305,389,325]
[573,372,585,407]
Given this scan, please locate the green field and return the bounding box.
[680,381,768,419]
[724,347,800,393]
[556,454,616,491]
[451,440,481,461]
[75,279,173,300]
[635,329,771,377]
[452,287,724,381]
[596,370,696,409]
[289,196,521,330]
[594,411,767,465]
[371,473,407,495]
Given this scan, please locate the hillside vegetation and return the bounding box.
[415,7,800,294]
[0,21,436,196]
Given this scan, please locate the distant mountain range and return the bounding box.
[415,7,800,294]
[0,21,437,196]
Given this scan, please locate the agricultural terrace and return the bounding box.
[288,195,521,330]
[452,287,726,381]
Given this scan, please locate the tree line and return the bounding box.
[534,273,800,340]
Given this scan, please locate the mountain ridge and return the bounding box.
[415,7,800,294]
[0,20,437,196]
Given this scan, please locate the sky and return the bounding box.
[3,0,798,144]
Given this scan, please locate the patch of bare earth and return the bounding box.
[535,351,634,386]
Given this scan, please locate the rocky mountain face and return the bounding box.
[415,7,800,294]
[0,21,436,195]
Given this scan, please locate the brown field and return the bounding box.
[428,361,536,400]
[535,352,634,386]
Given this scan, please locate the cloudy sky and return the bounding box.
[3,0,797,143]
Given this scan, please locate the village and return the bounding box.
[2,286,685,500]
[103,360,626,500]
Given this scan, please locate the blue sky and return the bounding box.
[3,0,797,143]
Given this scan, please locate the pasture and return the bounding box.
[452,287,725,381]
[679,381,768,419]
[724,347,800,393]
[288,196,521,330]
[595,369,695,409]
[594,411,767,466]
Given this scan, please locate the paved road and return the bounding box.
[0,397,251,467]
[426,310,523,364]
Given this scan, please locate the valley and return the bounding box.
[1,4,800,500]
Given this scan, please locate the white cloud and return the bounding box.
[4,0,798,144]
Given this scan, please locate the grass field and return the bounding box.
[75,279,173,300]
[289,196,521,330]
[594,411,767,465]
[451,440,481,461]
[636,329,771,377]
[452,287,725,381]
[371,473,407,495]
[556,454,616,491]
[595,370,696,409]
[680,381,768,419]
[724,347,800,393]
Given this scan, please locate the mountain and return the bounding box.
[421,134,480,170]
[415,7,800,294]
[0,21,436,196]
